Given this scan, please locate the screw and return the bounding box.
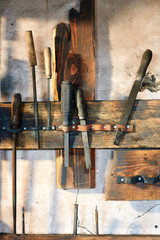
[103,126,106,129]
[127,125,130,129]
[121,178,124,182]
[138,177,141,181]
[52,126,55,130]
[23,127,27,131]
[114,126,117,129]
[42,127,46,130]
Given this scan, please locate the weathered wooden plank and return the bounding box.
[54,0,95,189]
[0,100,160,149]
[105,150,160,200]
[1,234,160,240]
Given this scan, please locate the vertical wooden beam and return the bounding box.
[53,0,95,189]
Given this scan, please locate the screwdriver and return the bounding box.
[75,88,91,169]
[25,30,40,148]
[10,93,22,234]
[61,81,72,167]
[44,47,52,128]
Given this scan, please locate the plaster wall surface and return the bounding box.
[0,0,160,235]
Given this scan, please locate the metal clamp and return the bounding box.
[1,123,134,133]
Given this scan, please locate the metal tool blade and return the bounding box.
[114,80,141,145]
[80,119,91,169]
[64,132,69,167]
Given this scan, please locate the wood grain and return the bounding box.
[1,234,160,240]
[105,150,160,200]
[54,0,95,189]
[0,100,160,149]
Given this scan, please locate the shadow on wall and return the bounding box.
[0,220,11,233]
[0,48,29,101]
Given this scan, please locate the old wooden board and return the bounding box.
[53,0,95,189]
[105,150,160,200]
[0,100,160,149]
[1,234,160,240]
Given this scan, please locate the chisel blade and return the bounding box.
[80,119,91,169]
[75,88,92,169]
[64,132,69,167]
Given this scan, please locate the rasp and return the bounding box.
[75,88,92,169]
[44,47,52,128]
[61,81,72,167]
[25,31,40,148]
[114,49,152,145]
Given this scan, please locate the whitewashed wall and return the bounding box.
[0,0,160,235]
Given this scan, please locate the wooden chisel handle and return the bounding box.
[136,49,152,79]
[10,93,22,129]
[75,88,86,120]
[44,47,52,79]
[61,81,72,127]
[25,31,37,66]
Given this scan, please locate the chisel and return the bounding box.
[114,49,152,145]
[44,47,52,128]
[75,88,91,169]
[10,93,22,234]
[25,30,40,148]
[61,81,72,167]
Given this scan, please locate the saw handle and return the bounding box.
[75,88,86,120]
[61,81,72,126]
[137,49,152,78]
[25,31,37,66]
[10,93,22,129]
[44,47,52,79]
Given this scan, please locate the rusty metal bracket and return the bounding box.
[117,175,160,184]
[2,124,134,134]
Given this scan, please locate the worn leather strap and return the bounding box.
[61,124,134,132]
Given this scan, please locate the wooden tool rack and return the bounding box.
[0,99,159,150]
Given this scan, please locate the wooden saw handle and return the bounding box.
[137,49,152,79]
[44,47,52,79]
[25,31,37,66]
[10,93,22,129]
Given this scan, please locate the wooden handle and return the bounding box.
[75,88,86,120]
[10,93,22,129]
[44,47,52,79]
[137,49,152,78]
[25,31,37,66]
